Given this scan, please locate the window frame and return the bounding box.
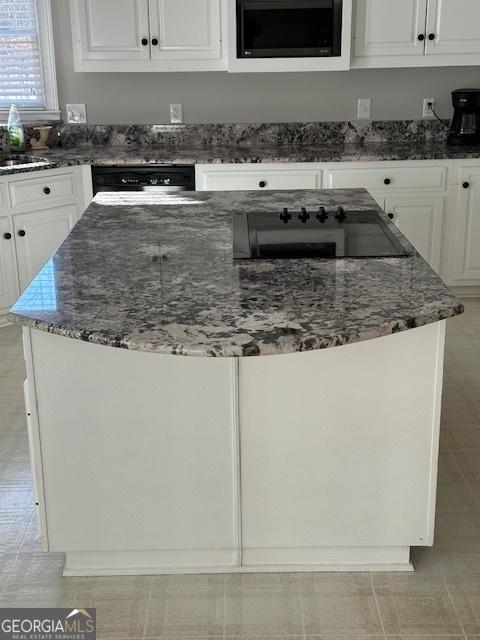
[0,0,60,122]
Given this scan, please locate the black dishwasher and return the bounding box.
[92,165,195,195]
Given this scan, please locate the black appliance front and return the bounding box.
[233,209,411,259]
[237,0,342,58]
[447,89,480,146]
[91,165,195,195]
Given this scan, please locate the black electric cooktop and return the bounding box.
[233,207,411,259]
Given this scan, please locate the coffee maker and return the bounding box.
[447,89,480,146]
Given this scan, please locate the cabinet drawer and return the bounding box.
[9,173,76,210]
[324,165,448,191]
[200,169,323,191]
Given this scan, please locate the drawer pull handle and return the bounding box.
[384,178,391,185]
[152,38,159,46]
[463,181,470,189]
[428,33,435,41]
[43,186,51,195]
[259,180,267,188]
[141,38,148,46]
[18,230,26,237]
[418,34,425,41]
[387,213,394,219]
[3,232,12,240]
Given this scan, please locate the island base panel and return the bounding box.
[64,546,412,576]
[23,322,445,575]
[239,321,445,556]
[24,328,240,563]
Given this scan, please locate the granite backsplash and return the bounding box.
[1,119,449,152]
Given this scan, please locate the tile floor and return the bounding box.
[1,302,480,639]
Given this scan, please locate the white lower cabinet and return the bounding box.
[452,167,480,282]
[0,217,18,313]
[384,195,446,271]
[14,205,80,291]
[0,166,92,322]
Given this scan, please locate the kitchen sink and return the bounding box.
[0,155,51,169]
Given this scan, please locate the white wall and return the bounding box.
[52,1,480,125]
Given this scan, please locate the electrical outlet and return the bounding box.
[357,98,371,120]
[423,98,435,119]
[66,104,87,124]
[170,104,183,124]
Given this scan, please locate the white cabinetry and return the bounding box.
[195,164,323,191]
[426,0,480,57]
[70,0,225,71]
[325,162,449,272]
[353,0,428,59]
[149,0,222,63]
[353,0,480,68]
[70,0,151,63]
[451,167,480,283]
[384,195,446,272]
[0,166,92,324]
[13,206,79,292]
[0,217,18,313]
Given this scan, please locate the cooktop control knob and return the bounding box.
[298,207,310,224]
[279,208,292,224]
[335,206,346,222]
[316,206,328,223]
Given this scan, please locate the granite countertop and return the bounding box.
[2,140,480,175]
[9,188,463,357]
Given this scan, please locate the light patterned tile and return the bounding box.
[224,579,303,637]
[74,586,149,639]
[446,576,480,635]
[372,574,462,635]
[146,584,225,638]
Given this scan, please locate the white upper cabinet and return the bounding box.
[425,0,480,56]
[70,0,225,71]
[148,0,222,62]
[353,0,480,67]
[354,0,427,58]
[71,0,150,62]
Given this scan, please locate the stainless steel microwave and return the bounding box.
[237,0,343,58]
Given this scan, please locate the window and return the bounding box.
[0,0,59,120]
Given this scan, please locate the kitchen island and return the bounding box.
[10,189,463,575]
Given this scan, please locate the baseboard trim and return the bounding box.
[63,546,414,576]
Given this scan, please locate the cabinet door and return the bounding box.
[71,0,151,61]
[354,0,428,57]
[148,0,221,61]
[384,195,445,272]
[13,205,79,292]
[453,169,480,281]
[426,0,480,56]
[0,217,19,313]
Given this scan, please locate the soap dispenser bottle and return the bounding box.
[7,104,25,153]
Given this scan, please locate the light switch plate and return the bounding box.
[66,104,87,124]
[170,104,183,124]
[357,98,371,120]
